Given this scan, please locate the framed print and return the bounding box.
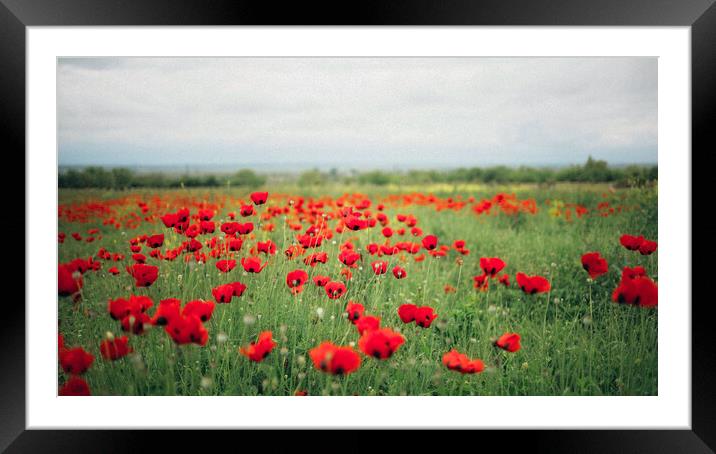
[6,0,713,450]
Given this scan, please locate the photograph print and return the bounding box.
[57,57,658,397]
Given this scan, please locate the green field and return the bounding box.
[58,183,658,396]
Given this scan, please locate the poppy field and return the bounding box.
[57,183,658,396]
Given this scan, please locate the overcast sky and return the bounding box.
[58,57,657,171]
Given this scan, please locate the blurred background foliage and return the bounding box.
[59,156,656,190]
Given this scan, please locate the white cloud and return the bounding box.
[58,57,657,169]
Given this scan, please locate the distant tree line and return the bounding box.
[58,157,656,189]
[352,157,657,187]
[346,157,655,187]
[58,168,266,189]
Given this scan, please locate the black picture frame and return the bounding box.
[5,0,712,450]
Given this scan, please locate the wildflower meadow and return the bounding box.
[57,182,658,396]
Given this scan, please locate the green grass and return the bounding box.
[58,183,658,396]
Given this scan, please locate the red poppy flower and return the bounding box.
[199,220,215,234]
[309,342,361,375]
[60,347,94,374]
[228,237,243,251]
[176,208,190,222]
[231,281,247,297]
[257,240,277,255]
[398,304,417,323]
[358,328,405,359]
[197,209,214,221]
[442,349,466,371]
[120,312,152,335]
[212,284,236,303]
[382,227,393,238]
[639,239,658,255]
[304,251,328,267]
[146,234,164,248]
[429,248,448,258]
[241,257,266,273]
[221,222,239,235]
[59,376,91,396]
[166,315,209,346]
[442,349,485,374]
[581,252,609,279]
[371,261,388,275]
[516,272,551,294]
[100,336,132,361]
[462,358,485,374]
[498,274,510,287]
[325,281,347,299]
[313,275,330,287]
[612,276,658,308]
[250,191,269,205]
[240,331,276,362]
[160,213,178,228]
[345,216,369,231]
[182,300,215,322]
[126,263,159,287]
[421,234,438,250]
[286,269,309,292]
[620,234,644,251]
[185,238,202,252]
[151,298,181,326]
[216,259,237,273]
[58,264,83,297]
[414,306,438,328]
[240,205,254,217]
[66,257,92,274]
[108,295,154,321]
[338,249,361,267]
[495,332,521,352]
[622,266,647,280]
[473,274,489,291]
[345,301,365,323]
[237,222,254,235]
[355,315,381,335]
[392,266,407,279]
[480,257,506,277]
